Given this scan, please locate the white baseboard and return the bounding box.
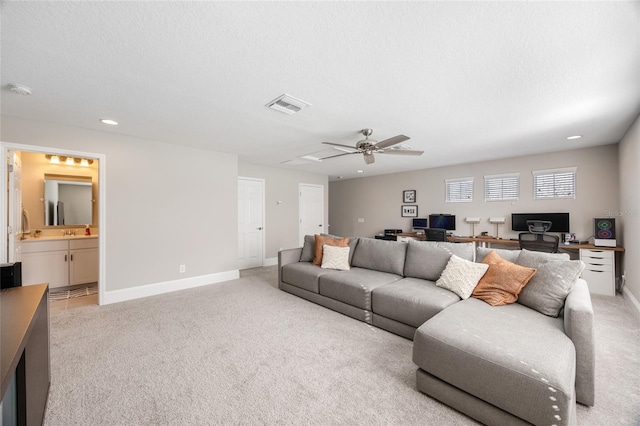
[263,257,278,266]
[101,269,240,305]
[622,287,640,320]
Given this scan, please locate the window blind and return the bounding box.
[532,167,576,199]
[445,177,473,203]
[485,173,519,202]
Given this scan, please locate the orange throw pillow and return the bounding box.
[472,250,536,306]
[313,234,349,265]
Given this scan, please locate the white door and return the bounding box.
[238,178,264,270]
[7,151,24,262]
[299,184,324,246]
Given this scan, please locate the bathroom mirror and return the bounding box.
[43,174,93,226]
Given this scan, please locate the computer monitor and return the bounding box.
[428,214,456,231]
[511,213,570,233]
[412,218,428,231]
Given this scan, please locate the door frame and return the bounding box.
[299,183,325,246]
[0,142,107,305]
[237,176,265,269]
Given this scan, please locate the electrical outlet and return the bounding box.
[179,264,186,273]
[358,218,365,223]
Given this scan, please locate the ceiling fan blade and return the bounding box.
[374,135,410,149]
[322,141,359,150]
[363,153,375,164]
[321,152,359,160]
[379,149,424,156]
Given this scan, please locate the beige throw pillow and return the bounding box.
[321,245,351,270]
[436,254,489,299]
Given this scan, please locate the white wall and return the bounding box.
[2,116,238,294]
[618,113,640,307]
[238,162,328,258]
[329,144,620,242]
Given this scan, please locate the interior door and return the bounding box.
[7,151,23,262]
[299,184,324,246]
[237,178,264,270]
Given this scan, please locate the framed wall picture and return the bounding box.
[402,205,418,217]
[403,190,416,203]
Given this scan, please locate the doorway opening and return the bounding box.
[1,142,106,306]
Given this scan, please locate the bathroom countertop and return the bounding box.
[21,234,98,242]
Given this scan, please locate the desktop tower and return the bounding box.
[0,262,22,289]
[594,218,616,247]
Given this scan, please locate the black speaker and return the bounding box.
[594,218,616,247]
[0,262,22,289]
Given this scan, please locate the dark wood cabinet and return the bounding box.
[1,284,50,426]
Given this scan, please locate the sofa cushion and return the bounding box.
[404,241,475,281]
[351,238,407,276]
[281,262,332,293]
[516,249,584,317]
[313,234,349,265]
[299,235,316,262]
[436,255,488,299]
[476,247,520,263]
[372,278,460,328]
[318,267,402,310]
[413,297,576,426]
[321,245,350,270]
[471,251,536,306]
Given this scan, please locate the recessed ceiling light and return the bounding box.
[356,170,364,173]
[567,135,582,140]
[100,119,118,126]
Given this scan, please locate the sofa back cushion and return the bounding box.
[515,249,582,317]
[351,237,407,276]
[476,247,521,263]
[404,240,475,281]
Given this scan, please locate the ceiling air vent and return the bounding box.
[266,94,311,115]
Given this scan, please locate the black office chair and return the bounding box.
[426,228,447,242]
[518,220,559,252]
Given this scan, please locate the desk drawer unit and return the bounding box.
[580,249,615,296]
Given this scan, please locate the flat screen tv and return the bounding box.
[511,213,570,233]
[412,218,428,230]
[428,214,456,231]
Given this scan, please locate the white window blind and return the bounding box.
[445,177,473,203]
[532,167,577,199]
[485,173,519,202]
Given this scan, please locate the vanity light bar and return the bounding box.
[45,154,94,167]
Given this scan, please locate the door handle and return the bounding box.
[318,224,323,227]
[257,227,263,230]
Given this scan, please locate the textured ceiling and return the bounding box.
[1,1,639,180]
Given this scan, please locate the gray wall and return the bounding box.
[2,116,238,292]
[329,144,620,242]
[619,114,640,305]
[238,162,328,258]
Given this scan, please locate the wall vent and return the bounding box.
[266,94,311,114]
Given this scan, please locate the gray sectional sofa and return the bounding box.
[278,236,594,426]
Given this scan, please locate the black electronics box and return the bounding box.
[1,262,22,289]
[384,229,403,236]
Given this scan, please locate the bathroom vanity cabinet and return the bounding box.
[21,237,98,288]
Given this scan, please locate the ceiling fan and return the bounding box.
[321,129,423,165]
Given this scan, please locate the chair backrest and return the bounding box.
[518,232,559,253]
[426,228,447,242]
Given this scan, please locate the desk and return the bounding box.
[447,236,625,252]
[1,284,50,426]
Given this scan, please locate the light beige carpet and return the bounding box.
[44,266,640,425]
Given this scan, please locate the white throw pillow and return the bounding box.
[436,254,489,299]
[321,244,351,270]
